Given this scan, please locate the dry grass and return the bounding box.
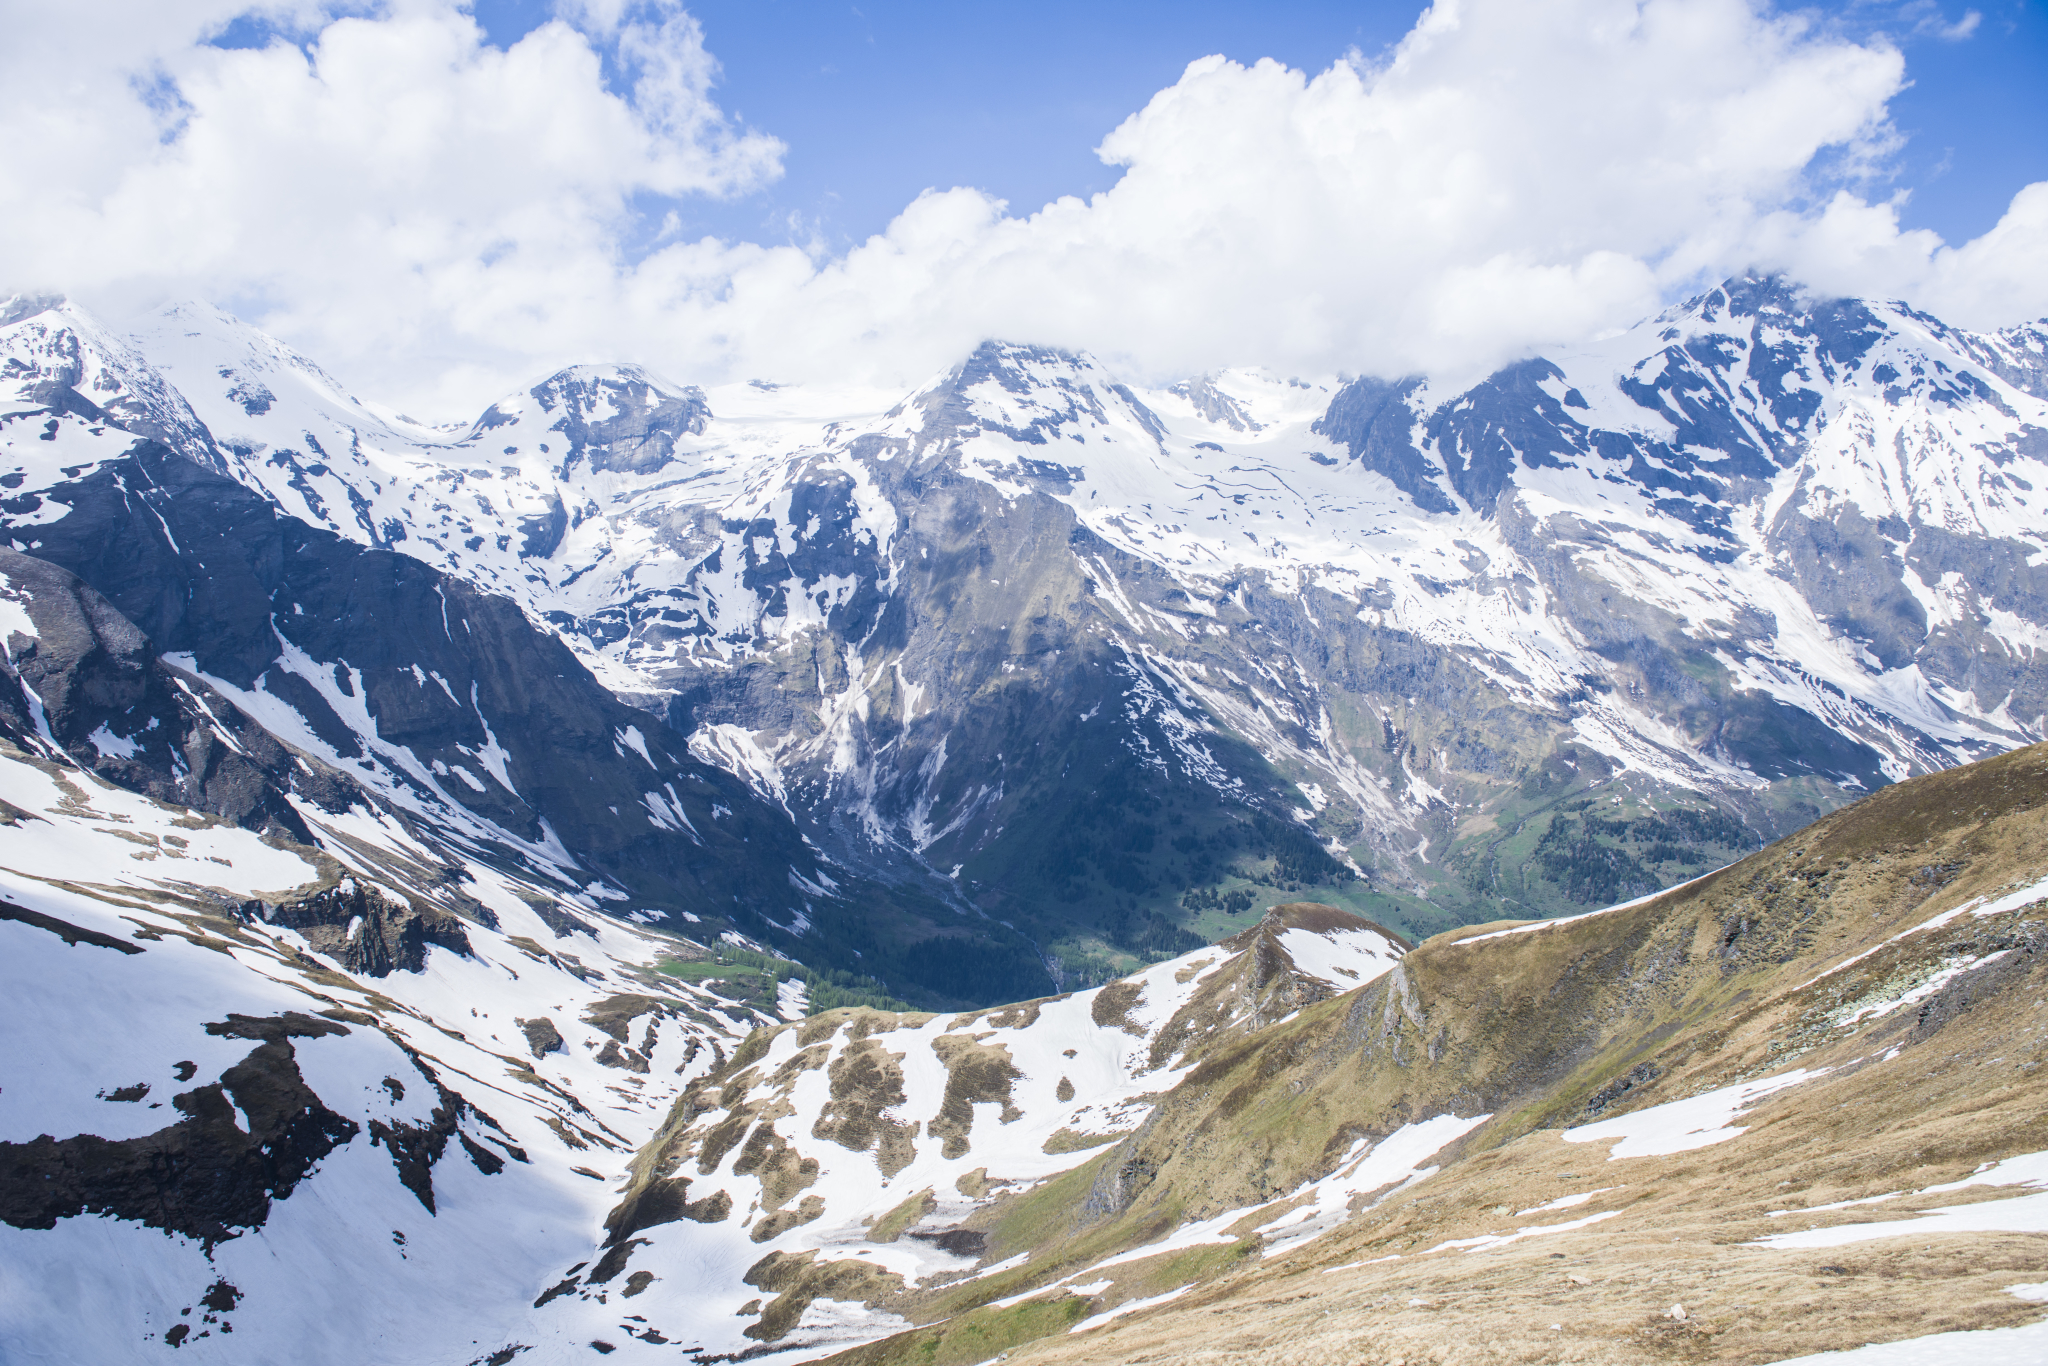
[814,744,2048,1364]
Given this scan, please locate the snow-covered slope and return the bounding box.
[0,739,778,1364]
[528,903,1408,1359]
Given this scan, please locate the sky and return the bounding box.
[3,0,2046,416]
[479,0,2048,254]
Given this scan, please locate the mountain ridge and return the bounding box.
[6,279,2048,997]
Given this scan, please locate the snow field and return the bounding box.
[0,754,323,898]
[1276,925,1405,986]
[0,867,665,1365]
[0,868,327,1144]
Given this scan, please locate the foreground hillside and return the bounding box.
[512,742,2048,1364]
[914,741,2048,1366]
[2,620,2046,1359]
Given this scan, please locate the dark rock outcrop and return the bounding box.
[518,1016,566,1058]
[1312,375,1453,512]
[248,879,472,976]
[0,1013,357,1247]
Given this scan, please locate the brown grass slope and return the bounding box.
[819,741,2048,1365]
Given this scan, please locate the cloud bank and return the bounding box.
[3,0,2043,415]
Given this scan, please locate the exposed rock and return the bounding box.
[811,1036,918,1176]
[1312,375,1450,513]
[907,1226,986,1258]
[927,1034,1023,1160]
[0,897,142,954]
[0,1013,357,1246]
[516,1017,565,1058]
[741,1250,904,1343]
[731,1120,820,1214]
[251,879,471,977]
[749,1193,825,1243]
[589,1177,732,1283]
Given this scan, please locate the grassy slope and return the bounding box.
[816,740,2048,1364]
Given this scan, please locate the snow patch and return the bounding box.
[1564,1068,1825,1159]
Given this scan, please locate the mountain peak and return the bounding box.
[0,293,221,469]
[1682,270,1806,323]
[898,338,1166,454]
[0,292,69,329]
[1658,271,1890,362]
[473,364,712,478]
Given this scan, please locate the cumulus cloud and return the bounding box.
[4,0,2044,415]
[0,0,782,406]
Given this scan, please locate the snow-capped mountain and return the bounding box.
[36,277,2041,984]
[0,301,1059,1009]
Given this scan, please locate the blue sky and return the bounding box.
[461,0,2047,253]
[20,0,2045,411]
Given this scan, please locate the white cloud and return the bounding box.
[0,0,782,408]
[3,0,2044,417]
[1756,183,2048,327]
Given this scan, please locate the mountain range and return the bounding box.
[5,278,2046,999]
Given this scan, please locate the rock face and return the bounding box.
[0,548,345,839]
[517,1016,567,1058]
[514,364,711,479]
[248,880,472,977]
[13,437,812,911]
